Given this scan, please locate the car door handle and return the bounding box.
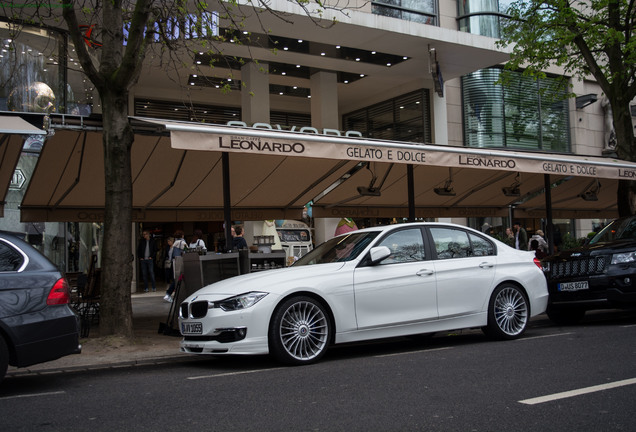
[479,262,494,269]
[416,269,434,276]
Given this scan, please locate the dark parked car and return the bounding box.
[541,216,636,324]
[0,232,81,382]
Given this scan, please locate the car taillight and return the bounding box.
[533,257,542,269]
[47,278,71,305]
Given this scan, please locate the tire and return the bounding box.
[482,284,529,340]
[269,296,331,365]
[0,336,8,383]
[546,306,585,325]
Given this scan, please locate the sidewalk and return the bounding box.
[7,290,197,378]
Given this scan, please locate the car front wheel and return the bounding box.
[482,284,529,340]
[269,296,331,365]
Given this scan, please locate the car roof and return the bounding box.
[342,222,477,235]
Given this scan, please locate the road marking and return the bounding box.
[519,378,636,405]
[521,332,573,341]
[187,367,286,380]
[375,347,452,358]
[0,390,65,401]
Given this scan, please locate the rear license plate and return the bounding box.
[558,281,589,291]
[181,322,203,335]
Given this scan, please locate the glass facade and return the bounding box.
[372,1,437,25]
[342,90,432,143]
[458,0,513,37]
[0,21,99,274]
[461,68,570,152]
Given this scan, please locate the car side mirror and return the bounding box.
[369,246,391,264]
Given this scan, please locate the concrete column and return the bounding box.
[432,91,448,145]
[310,71,339,130]
[241,62,270,124]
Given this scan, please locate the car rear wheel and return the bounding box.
[483,284,529,340]
[0,336,8,383]
[269,296,331,365]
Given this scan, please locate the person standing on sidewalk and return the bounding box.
[137,230,157,292]
[164,230,186,302]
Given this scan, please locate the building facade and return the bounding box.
[1,1,633,278]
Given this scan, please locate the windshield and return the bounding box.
[589,217,636,244]
[293,231,380,266]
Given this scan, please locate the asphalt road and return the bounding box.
[1,311,635,432]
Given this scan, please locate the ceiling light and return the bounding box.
[502,173,521,197]
[434,169,456,196]
[579,180,601,201]
[502,186,520,197]
[434,186,455,196]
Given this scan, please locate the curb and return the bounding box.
[6,354,203,378]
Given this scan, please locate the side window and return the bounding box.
[430,228,471,259]
[0,241,25,272]
[469,233,495,256]
[376,228,425,264]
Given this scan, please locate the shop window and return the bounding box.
[461,68,570,152]
[0,22,92,115]
[372,1,437,25]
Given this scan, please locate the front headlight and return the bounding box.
[214,291,268,311]
[611,252,636,265]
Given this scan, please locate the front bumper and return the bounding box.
[547,264,636,309]
[178,297,274,356]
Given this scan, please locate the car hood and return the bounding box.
[544,239,636,261]
[184,262,348,300]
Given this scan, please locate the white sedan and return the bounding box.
[178,222,548,365]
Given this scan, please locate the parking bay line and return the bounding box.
[0,390,65,401]
[519,378,636,405]
[187,367,286,380]
[374,347,453,358]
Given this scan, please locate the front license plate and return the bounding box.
[181,322,203,335]
[558,281,589,292]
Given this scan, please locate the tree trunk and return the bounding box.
[98,88,134,338]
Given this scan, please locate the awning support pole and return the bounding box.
[544,173,554,254]
[407,164,415,221]
[223,152,232,251]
